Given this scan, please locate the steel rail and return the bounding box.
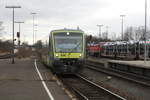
[76,74,126,100]
[59,74,126,100]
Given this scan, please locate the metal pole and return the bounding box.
[12,8,14,64]
[35,30,36,43]
[97,25,103,57]
[19,23,20,33]
[35,30,37,43]
[31,13,37,46]
[122,17,123,40]
[120,15,126,40]
[144,0,147,62]
[33,15,34,45]
[34,24,38,44]
[106,26,108,39]
[18,23,20,46]
[99,27,101,38]
[97,25,103,38]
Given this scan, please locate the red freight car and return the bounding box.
[87,42,106,57]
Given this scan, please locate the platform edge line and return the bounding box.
[34,59,55,100]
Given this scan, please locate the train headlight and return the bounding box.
[79,54,82,57]
[67,32,70,35]
[56,54,58,57]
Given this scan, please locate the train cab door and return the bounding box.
[48,34,52,66]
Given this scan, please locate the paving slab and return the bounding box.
[0,58,70,100]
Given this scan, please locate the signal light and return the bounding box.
[17,32,20,38]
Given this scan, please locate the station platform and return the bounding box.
[0,58,70,100]
[109,60,150,69]
[87,57,150,77]
[87,57,150,69]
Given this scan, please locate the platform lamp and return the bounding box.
[144,0,147,63]
[120,15,126,41]
[97,25,103,39]
[5,5,21,64]
[31,12,37,46]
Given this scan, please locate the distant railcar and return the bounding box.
[101,41,150,60]
[87,43,105,57]
[88,44,100,57]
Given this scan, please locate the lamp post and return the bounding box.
[106,26,108,39]
[97,25,103,38]
[31,12,37,46]
[120,15,126,40]
[144,0,147,62]
[5,5,21,64]
[34,24,38,43]
[15,21,24,46]
[34,29,38,43]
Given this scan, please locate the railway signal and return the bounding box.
[17,32,20,46]
[15,21,24,47]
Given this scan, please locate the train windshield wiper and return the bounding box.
[68,40,82,53]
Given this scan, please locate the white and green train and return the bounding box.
[41,29,86,74]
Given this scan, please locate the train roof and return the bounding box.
[51,28,84,33]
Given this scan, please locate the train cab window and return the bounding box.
[54,32,83,53]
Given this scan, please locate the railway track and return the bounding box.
[86,61,150,87]
[58,74,125,100]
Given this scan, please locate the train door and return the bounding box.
[48,33,52,66]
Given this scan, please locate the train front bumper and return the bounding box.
[53,59,84,74]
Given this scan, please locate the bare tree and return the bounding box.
[111,32,117,41]
[102,32,108,39]
[123,26,147,41]
[34,40,43,49]
[0,40,13,52]
[134,26,145,40]
[124,26,134,41]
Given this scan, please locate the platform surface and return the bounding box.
[110,60,150,69]
[87,57,150,69]
[0,58,70,100]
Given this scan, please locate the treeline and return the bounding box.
[123,26,150,41]
[86,26,150,44]
[86,35,112,44]
[0,40,13,53]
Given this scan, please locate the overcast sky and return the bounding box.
[0,0,149,44]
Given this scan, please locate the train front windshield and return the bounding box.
[54,32,83,53]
